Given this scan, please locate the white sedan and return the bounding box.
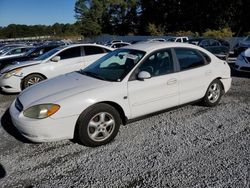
[234,48,250,72]
[9,42,231,147]
[0,44,113,93]
[0,46,32,59]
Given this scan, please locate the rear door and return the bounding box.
[174,48,212,104]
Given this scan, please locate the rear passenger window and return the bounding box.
[59,47,81,60]
[175,48,206,71]
[199,51,211,63]
[84,46,106,55]
[22,48,30,53]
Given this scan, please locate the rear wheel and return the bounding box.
[203,79,223,107]
[75,103,121,147]
[22,74,45,89]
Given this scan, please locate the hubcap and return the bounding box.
[207,83,220,103]
[87,112,115,142]
[27,77,42,86]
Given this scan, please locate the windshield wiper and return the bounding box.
[79,70,107,81]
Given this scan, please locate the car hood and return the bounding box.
[0,60,42,73]
[18,71,110,108]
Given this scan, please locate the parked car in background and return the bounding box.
[109,42,131,48]
[167,37,189,43]
[233,36,250,56]
[9,42,231,147]
[0,44,62,70]
[147,38,167,42]
[0,44,113,93]
[105,40,123,46]
[0,46,32,59]
[189,38,230,60]
[216,38,231,49]
[0,44,25,54]
[234,48,250,72]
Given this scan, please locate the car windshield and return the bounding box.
[79,49,146,82]
[25,47,37,56]
[34,48,60,61]
[0,48,11,55]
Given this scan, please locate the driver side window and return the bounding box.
[138,49,174,77]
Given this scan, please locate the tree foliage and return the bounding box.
[1,0,250,39]
[0,23,81,39]
[74,0,250,37]
[203,28,234,39]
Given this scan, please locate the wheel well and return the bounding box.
[21,73,47,90]
[97,101,127,125]
[73,101,128,142]
[215,77,225,91]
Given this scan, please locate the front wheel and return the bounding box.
[76,103,121,147]
[203,79,223,107]
[22,74,45,89]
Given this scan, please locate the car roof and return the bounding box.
[122,41,201,53]
[57,43,113,51]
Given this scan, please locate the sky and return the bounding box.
[0,0,76,27]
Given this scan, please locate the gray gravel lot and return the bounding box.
[0,75,249,188]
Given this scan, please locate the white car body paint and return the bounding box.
[9,42,231,142]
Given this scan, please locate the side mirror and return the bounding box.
[137,71,151,80]
[51,56,61,62]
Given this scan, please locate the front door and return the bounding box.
[127,49,179,118]
[46,46,83,78]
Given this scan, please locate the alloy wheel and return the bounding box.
[87,112,115,142]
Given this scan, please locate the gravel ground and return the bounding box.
[0,74,249,188]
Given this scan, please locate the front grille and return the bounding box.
[15,98,23,112]
[240,67,250,72]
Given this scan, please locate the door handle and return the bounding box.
[167,78,177,85]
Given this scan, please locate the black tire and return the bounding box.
[75,103,121,147]
[22,74,45,89]
[203,79,223,107]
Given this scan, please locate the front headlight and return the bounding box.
[23,104,60,119]
[3,68,22,79]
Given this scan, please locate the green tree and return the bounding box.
[102,0,139,35]
[75,0,106,37]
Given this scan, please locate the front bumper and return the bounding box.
[0,74,22,93]
[9,100,79,142]
[234,58,250,72]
